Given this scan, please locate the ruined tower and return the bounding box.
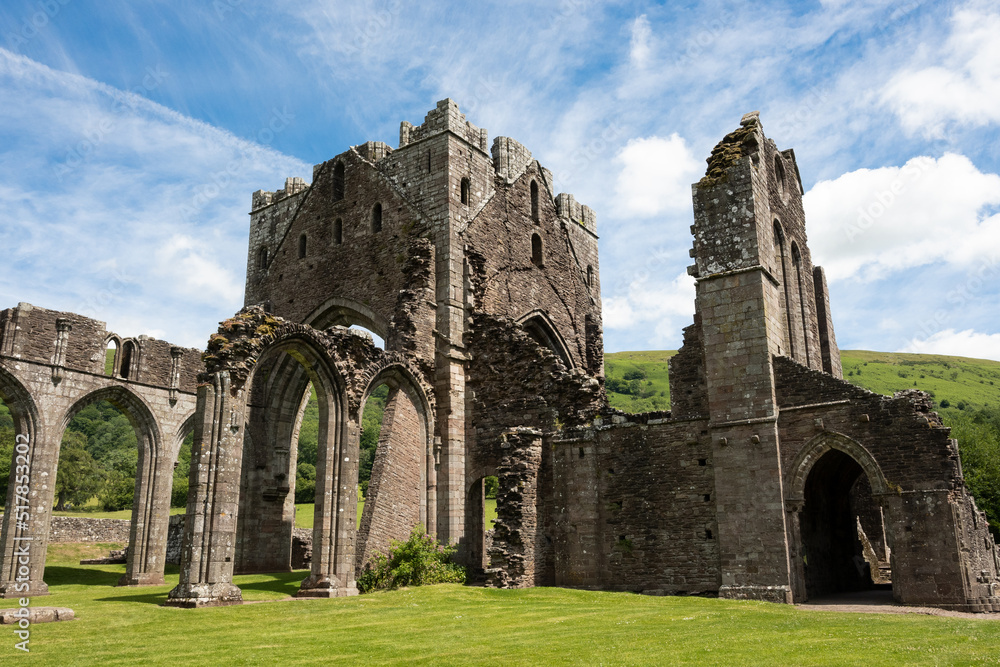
[189,99,602,589]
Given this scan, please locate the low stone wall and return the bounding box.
[0,515,132,544]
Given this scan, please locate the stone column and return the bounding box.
[0,425,52,598]
[487,428,542,589]
[298,403,358,597]
[165,373,246,607]
[120,431,172,586]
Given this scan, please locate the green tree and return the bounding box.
[171,432,193,507]
[54,431,102,510]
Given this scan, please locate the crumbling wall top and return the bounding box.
[399,98,489,152]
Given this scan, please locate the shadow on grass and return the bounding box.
[236,571,305,598]
[44,565,122,588]
[94,590,170,605]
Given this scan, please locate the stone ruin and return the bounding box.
[1,100,997,611]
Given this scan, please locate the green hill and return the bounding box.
[605,349,1000,412]
[605,349,1000,536]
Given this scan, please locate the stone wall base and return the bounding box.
[719,584,793,604]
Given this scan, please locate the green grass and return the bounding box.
[19,543,1000,665]
[839,350,1000,409]
[293,500,498,531]
[604,350,676,412]
[605,349,1000,412]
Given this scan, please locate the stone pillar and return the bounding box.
[0,426,52,598]
[119,431,172,586]
[487,428,542,589]
[165,373,246,607]
[298,402,358,598]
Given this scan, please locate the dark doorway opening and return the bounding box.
[800,449,889,599]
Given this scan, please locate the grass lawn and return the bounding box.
[13,543,1000,665]
[294,500,498,531]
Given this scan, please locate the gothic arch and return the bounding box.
[785,431,889,505]
[0,363,40,444]
[516,310,575,370]
[59,384,169,586]
[304,296,391,341]
[355,359,437,562]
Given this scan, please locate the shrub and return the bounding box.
[171,480,189,508]
[98,470,135,511]
[940,399,951,408]
[357,525,465,593]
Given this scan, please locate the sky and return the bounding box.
[0,0,998,361]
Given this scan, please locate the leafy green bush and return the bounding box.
[357,525,465,593]
[171,479,189,508]
[295,462,316,503]
[98,470,135,511]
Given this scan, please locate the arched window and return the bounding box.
[530,180,540,222]
[104,339,118,376]
[257,246,268,271]
[460,177,471,205]
[774,155,786,197]
[332,161,345,201]
[333,218,343,245]
[774,221,794,357]
[587,265,594,287]
[120,340,135,380]
[372,203,382,233]
[531,233,543,266]
[298,233,307,259]
[792,242,811,366]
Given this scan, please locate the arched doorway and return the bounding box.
[354,364,435,572]
[787,434,892,602]
[58,386,169,587]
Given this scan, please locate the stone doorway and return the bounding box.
[799,448,890,599]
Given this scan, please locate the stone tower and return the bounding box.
[238,99,601,563]
[684,112,842,601]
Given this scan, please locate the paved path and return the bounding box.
[796,591,1000,619]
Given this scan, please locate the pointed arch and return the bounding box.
[332,161,345,201]
[517,310,575,370]
[791,241,811,366]
[784,431,890,505]
[774,220,795,358]
[303,296,391,340]
[530,179,540,221]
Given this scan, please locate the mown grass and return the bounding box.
[293,501,498,530]
[15,544,1000,665]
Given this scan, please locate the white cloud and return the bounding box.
[629,15,653,68]
[0,49,309,348]
[804,153,1000,281]
[613,134,701,218]
[881,3,1000,137]
[603,271,695,348]
[901,329,1000,362]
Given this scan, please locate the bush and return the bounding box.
[295,462,317,503]
[98,470,135,511]
[357,525,465,593]
[940,399,951,408]
[171,480,189,508]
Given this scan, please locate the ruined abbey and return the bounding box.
[1,100,998,611]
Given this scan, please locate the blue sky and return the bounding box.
[1,0,998,360]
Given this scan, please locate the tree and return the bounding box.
[54,431,102,510]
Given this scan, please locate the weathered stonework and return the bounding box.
[0,304,200,596]
[10,100,994,612]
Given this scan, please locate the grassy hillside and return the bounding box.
[604,350,677,412]
[605,350,1000,412]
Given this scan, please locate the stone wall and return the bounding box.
[356,386,425,570]
[0,516,131,544]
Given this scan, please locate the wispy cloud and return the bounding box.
[0,48,309,347]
